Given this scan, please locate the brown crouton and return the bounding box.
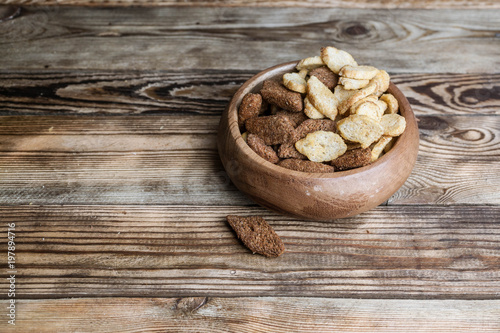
[238,93,262,128]
[278,158,335,173]
[330,147,372,171]
[260,80,303,113]
[245,115,295,145]
[292,119,336,142]
[275,110,308,128]
[277,143,307,160]
[246,134,280,164]
[226,215,285,257]
[309,66,339,90]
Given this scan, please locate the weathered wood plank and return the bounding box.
[1,72,499,116]
[0,115,220,134]
[0,114,498,206]
[1,7,499,72]
[0,70,248,115]
[0,205,499,298]
[393,74,500,116]
[390,114,500,205]
[2,297,500,333]
[5,0,500,9]
[0,150,249,206]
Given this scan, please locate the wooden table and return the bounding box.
[1,1,499,332]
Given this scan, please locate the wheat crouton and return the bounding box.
[337,114,384,148]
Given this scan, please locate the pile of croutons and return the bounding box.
[238,46,406,173]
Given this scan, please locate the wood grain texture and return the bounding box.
[391,114,500,205]
[0,114,498,206]
[0,3,498,331]
[4,0,500,9]
[0,71,248,115]
[0,114,244,205]
[1,72,499,116]
[1,7,499,72]
[2,297,499,333]
[0,114,220,134]
[0,205,499,299]
[392,74,500,116]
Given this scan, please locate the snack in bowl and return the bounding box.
[236,46,407,171]
[217,46,419,221]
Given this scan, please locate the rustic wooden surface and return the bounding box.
[0,3,499,332]
[4,0,500,9]
[10,297,500,332]
[1,7,500,72]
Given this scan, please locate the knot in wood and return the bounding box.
[343,23,369,37]
[173,297,208,315]
[417,116,449,131]
[0,6,21,22]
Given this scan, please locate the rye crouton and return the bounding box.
[278,158,335,173]
[275,110,308,128]
[278,143,307,160]
[246,115,295,145]
[309,66,338,89]
[292,119,336,142]
[238,93,262,128]
[246,134,280,164]
[331,147,372,171]
[226,215,285,257]
[261,80,303,113]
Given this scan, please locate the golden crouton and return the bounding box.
[295,130,347,162]
[349,95,378,115]
[320,46,358,74]
[370,70,390,96]
[376,99,388,114]
[283,72,307,94]
[307,75,339,120]
[333,84,358,115]
[380,93,399,114]
[339,65,379,80]
[298,69,309,79]
[352,100,384,121]
[380,114,406,137]
[339,77,370,90]
[337,114,384,148]
[337,82,377,115]
[371,135,393,162]
[303,97,325,119]
[296,56,325,71]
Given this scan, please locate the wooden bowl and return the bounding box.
[217,61,419,221]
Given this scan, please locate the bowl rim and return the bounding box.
[226,60,417,179]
